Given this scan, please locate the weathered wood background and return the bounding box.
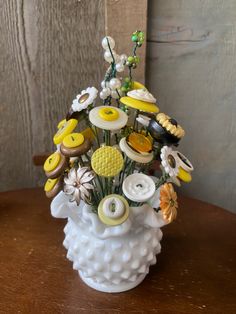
[0,0,147,191]
[147,0,236,212]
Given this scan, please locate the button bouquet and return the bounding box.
[44,31,194,293]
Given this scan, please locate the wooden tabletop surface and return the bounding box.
[0,188,235,314]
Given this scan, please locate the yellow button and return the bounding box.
[43,152,61,172]
[57,119,66,129]
[62,133,84,148]
[99,107,119,121]
[128,132,152,153]
[98,194,129,226]
[53,119,78,145]
[44,178,59,192]
[177,167,192,183]
[120,96,159,113]
[131,81,146,90]
[91,146,123,177]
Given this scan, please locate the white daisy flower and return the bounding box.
[71,87,98,112]
[63,167,95,205]
[160,146,179,178]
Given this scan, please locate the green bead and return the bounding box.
[137,42,142,47]
[132,35,138,42]
[124,77,130,83]
[127,56,134,63]
[134,56,140,63]
[124,82,130,88]
[121,86,127,92]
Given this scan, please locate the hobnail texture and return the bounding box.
[51,192,167,293]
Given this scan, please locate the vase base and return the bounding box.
[79,271,147,293]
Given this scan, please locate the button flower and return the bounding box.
[89,106,128,130]
[72,87,98,112]
[120,95,159,113]
[91,146,124,177]
[160,146,193,183]
[127,89,156,103]
[119,137,153,164]
[98,194,129,226]
[122,173,156,202]
[63,167,95,205]
[160,146,179,178]
[159,183,178,223]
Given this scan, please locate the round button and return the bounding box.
[122,173,155,202]
[62,133,84,148]
[99,107,119,121]
[44,178,59,192]
[177,167,192,183]
[53,119,78,145]
[127,132,152,153]
[57,119,66,129]
[103,197,125,219]
[98,194,129,226]
[43,152,61,172]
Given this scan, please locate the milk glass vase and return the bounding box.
[51,191,168,293]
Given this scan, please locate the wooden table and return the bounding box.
[0,189,235,313]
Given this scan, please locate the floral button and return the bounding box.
[71,87,98,112]
[122,173,156,202]
[98,194,129,226]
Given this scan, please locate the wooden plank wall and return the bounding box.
[147,0,236,212]
[0,0,147,192]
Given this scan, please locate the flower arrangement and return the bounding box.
[43,31,193,228]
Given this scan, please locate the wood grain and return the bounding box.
[0,0,148,193]
[146,0,236,212]
[0,0,105,191]
[0,188,235,313]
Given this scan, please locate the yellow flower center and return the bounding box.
[99,107,119,121]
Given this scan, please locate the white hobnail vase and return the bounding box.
[51,191,167,293]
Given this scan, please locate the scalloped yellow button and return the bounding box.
[91,146,124,177]
[99,107,119,121]
[120,96,159,113]
[177,167,192,183]
[53,119,78,145]
[43,152,61,172]
[62,133,84,148]
[44,177,59,192]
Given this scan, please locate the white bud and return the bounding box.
[102,36,115,50]
[116,63,125,72]
[100,90,109,100]
[109,78,121,90]
[102,87,111,97]
[104,50,116,63]
[101,80,106,88]
[120,54,127,62]
[111,90,120,99]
